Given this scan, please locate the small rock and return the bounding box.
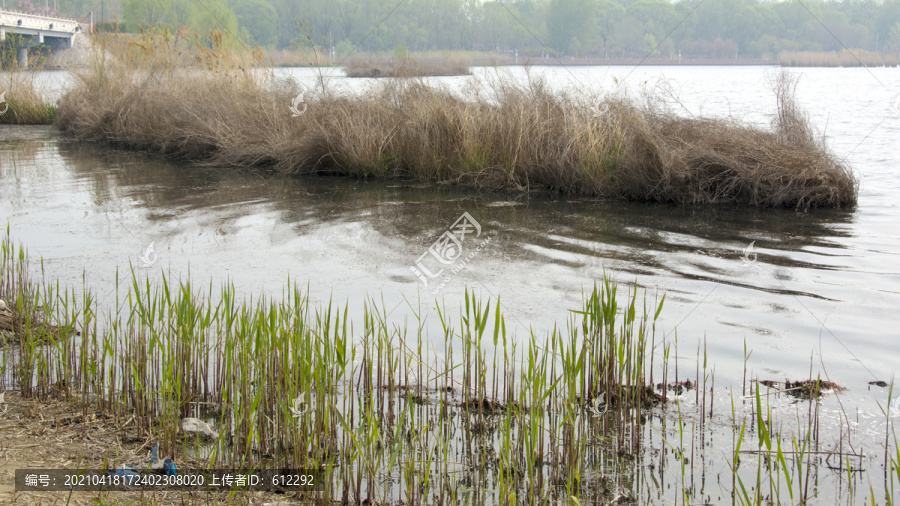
[181,417,219,441]
[868,380,889,388]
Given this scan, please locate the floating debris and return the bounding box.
[784,379,845,398]
[757,378,845,399]
[181,417,219,441]
[109,464,141,486]
[658,379,695,395]
[109,453,176,487]
[463,397,509,415]
[139,442,177,474]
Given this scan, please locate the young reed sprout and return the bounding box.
[4,228,896,504]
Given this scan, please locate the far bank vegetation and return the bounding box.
[780,50,899,67]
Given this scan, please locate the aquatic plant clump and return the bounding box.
[0,224,76,349]
[0,227,670,504]
[3,228,899,504]
[55,30,857,209]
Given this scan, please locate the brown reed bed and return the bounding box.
[54,29,857,209]
[344,55,472,77]
[780,50,899,67]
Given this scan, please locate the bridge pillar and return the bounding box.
[17,47,27,67]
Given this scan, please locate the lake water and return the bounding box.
[1,64,899,501]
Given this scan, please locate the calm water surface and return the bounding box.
[2,65,899,448]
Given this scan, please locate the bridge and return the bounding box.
[0,10,82,67]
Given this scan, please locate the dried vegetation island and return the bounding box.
[3,29,857,211]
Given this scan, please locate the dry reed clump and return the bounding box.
[631,74,857,208]
[56,30,857,209]
[0,71,57,124]
[344,55,472,77]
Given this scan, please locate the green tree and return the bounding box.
[596,0,625,51]
[245,0,900,57]
[547,0,597,54]
[877,0,900,51]
[193,0,239,36]
[123,0,172,27]
[888,21,900,52]
[230,0,278,46]
[122,0,237,40]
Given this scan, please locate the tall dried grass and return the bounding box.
[0,71,57,124]
[56,30,857,209]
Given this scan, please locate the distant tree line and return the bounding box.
[18,0,900,58]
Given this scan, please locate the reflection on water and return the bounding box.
[3,127,891,380]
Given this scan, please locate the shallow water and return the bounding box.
[1,65,899,502]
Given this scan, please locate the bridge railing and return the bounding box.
[0,10,79,32]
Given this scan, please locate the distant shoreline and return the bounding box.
[471,57,777,67]
[483,61,776,67]
[277,58,899,69]
[274,58,780,69]
[472,57,896,67]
